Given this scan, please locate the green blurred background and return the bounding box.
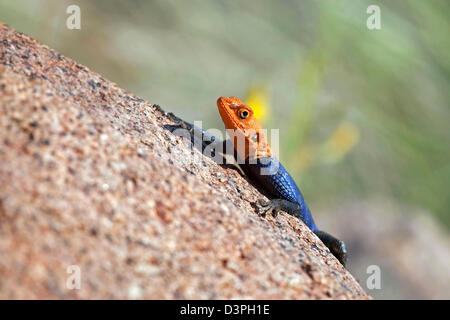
[1,0,449,299]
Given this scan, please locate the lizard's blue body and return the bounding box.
[240,157,318,231]
[239,155,347,267]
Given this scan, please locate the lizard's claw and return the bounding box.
[256,199,282,218]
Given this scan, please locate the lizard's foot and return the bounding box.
[256,199,283,217]
[256,198,300,218]
[313,230,348,267]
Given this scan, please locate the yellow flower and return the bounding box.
[245,85,269,124]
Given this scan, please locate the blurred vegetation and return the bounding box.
[1,0,449,227]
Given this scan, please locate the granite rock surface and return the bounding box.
[0,24,369,299]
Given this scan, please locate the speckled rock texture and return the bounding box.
[0,24,369,299]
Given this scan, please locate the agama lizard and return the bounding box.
[162,97,347,267]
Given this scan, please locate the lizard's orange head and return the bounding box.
[216,96,271,159]
[216,96,260,131]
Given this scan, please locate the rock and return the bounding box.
[0,23,369,299]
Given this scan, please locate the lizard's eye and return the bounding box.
[239,109,250,119]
